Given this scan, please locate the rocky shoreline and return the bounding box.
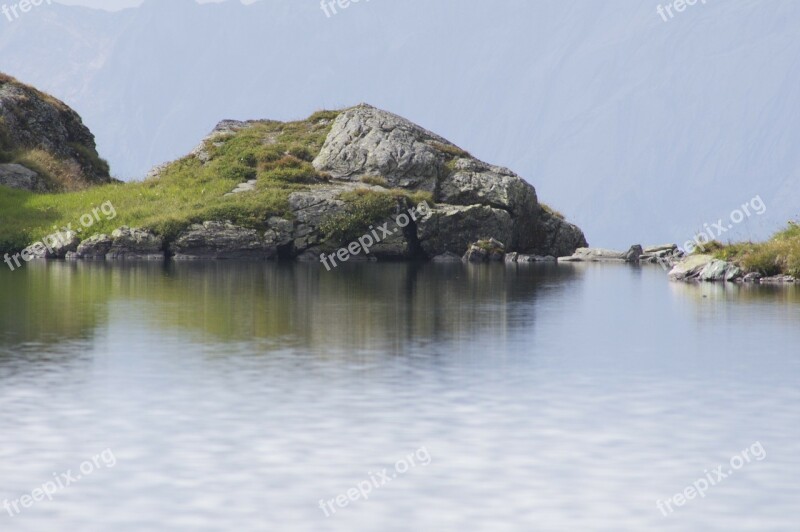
[18,230,794,285]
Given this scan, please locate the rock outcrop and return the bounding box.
[106,227,164,261]
[0,163,47,192]
[668,255,745,283]
[312,104,587,258]
[28,104,587,264]
[170,221,278,260]
[0,73,112,191]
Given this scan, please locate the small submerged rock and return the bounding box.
[558,245,643,263]
[432,251,462,263]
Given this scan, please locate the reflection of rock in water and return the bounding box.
[0,261,582,356]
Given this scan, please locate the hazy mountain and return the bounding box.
[1,0,798,247]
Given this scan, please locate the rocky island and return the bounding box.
[0,73,587,264]
[1,72,797,283]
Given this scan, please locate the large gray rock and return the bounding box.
[288,185,351,253]
[107,227,164,260]
[526,208,588,258]
[24,230,79,259]
[313,104,450,191]
[0,74,111,187]
[264,217,294,249]
[312,104,587,258]
[170,221,274,260]
[72,234,113,260]
[439,158,538,216]
[640,244,684,268]
[698,259,730,282]
[417,204,513,258]
[668,254,714,281]
[0,163,47,192]
[288,182,420,260]
[668,255,744,282]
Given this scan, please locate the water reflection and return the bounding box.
[0,261,581,352]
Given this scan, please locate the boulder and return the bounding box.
[417,204,513,258]
[644,244,678,254]
[698,259,730,282]
[518,207,586,257]
[288,185,350,254]
[24,230,79,259]
[668,254,714,281]
[742,272,763,283]
[0,73,111,188]
[640,244,684,268]
[313,104,448,191]
[312,104,587,258]
[517,254,557,262]
[0,163,47,192]
[559,245,643,263]
[438,158,538,218]
[264,217,294,249]
[72,234,113,260]
[107,227,164,260]
[432,251,463,263]
[170,221,274,260]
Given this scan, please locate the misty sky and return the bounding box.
[55,0,251,9]
[4,0,798,247]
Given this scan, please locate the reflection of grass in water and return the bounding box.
[0,262,110,346]
[0,262,578,349]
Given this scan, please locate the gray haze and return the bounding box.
[1,0,798,247]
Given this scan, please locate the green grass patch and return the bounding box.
[320,188,434,244]
[707,224,800,277]
[0,109,343,252]
[430,141,471,159]
[359,175,389,187]
[541,203,565,220]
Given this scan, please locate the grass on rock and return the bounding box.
[706,223,800,277]
[0,110,342,251]
[321,188,434,244]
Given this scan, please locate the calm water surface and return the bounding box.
[0,261,798,531]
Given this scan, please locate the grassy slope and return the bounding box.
[0,111,342,251]
[0,109,435,253]
[706,224,800,277]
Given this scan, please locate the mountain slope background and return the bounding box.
[0,0,797,247]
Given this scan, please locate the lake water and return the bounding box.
[0,261,798,531]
